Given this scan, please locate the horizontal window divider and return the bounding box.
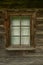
[21,26,30,27]
[11,35,30,37]
[11,26,20,27]
[11,36,20,37]
[11,26,30,27]
[21,35,30,36]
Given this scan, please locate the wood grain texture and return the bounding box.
[0,6,43,65]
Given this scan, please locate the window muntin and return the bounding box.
[10,16,30,47]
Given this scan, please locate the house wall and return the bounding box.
[0,9,43,65]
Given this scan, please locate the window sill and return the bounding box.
[6,47,35,50]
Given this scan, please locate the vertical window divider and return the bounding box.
[20,15,21,46]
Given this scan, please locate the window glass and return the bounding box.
[21,16,30,26]
[11,27,20,36]
[10,16,20,26]
[11,37,20,45]
[10,16,30,46]
[21,27,30,36]
[21,37,30,46]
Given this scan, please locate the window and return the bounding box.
[10,16,30,46]
[5,11,35,50]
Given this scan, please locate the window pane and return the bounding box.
[10,16,20,26]
[10,27,20,36]
[21,27,30,35]
[11,37,20,45]
[21,16,30,26]
[21,37,30,46]
[10,16,31,47]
